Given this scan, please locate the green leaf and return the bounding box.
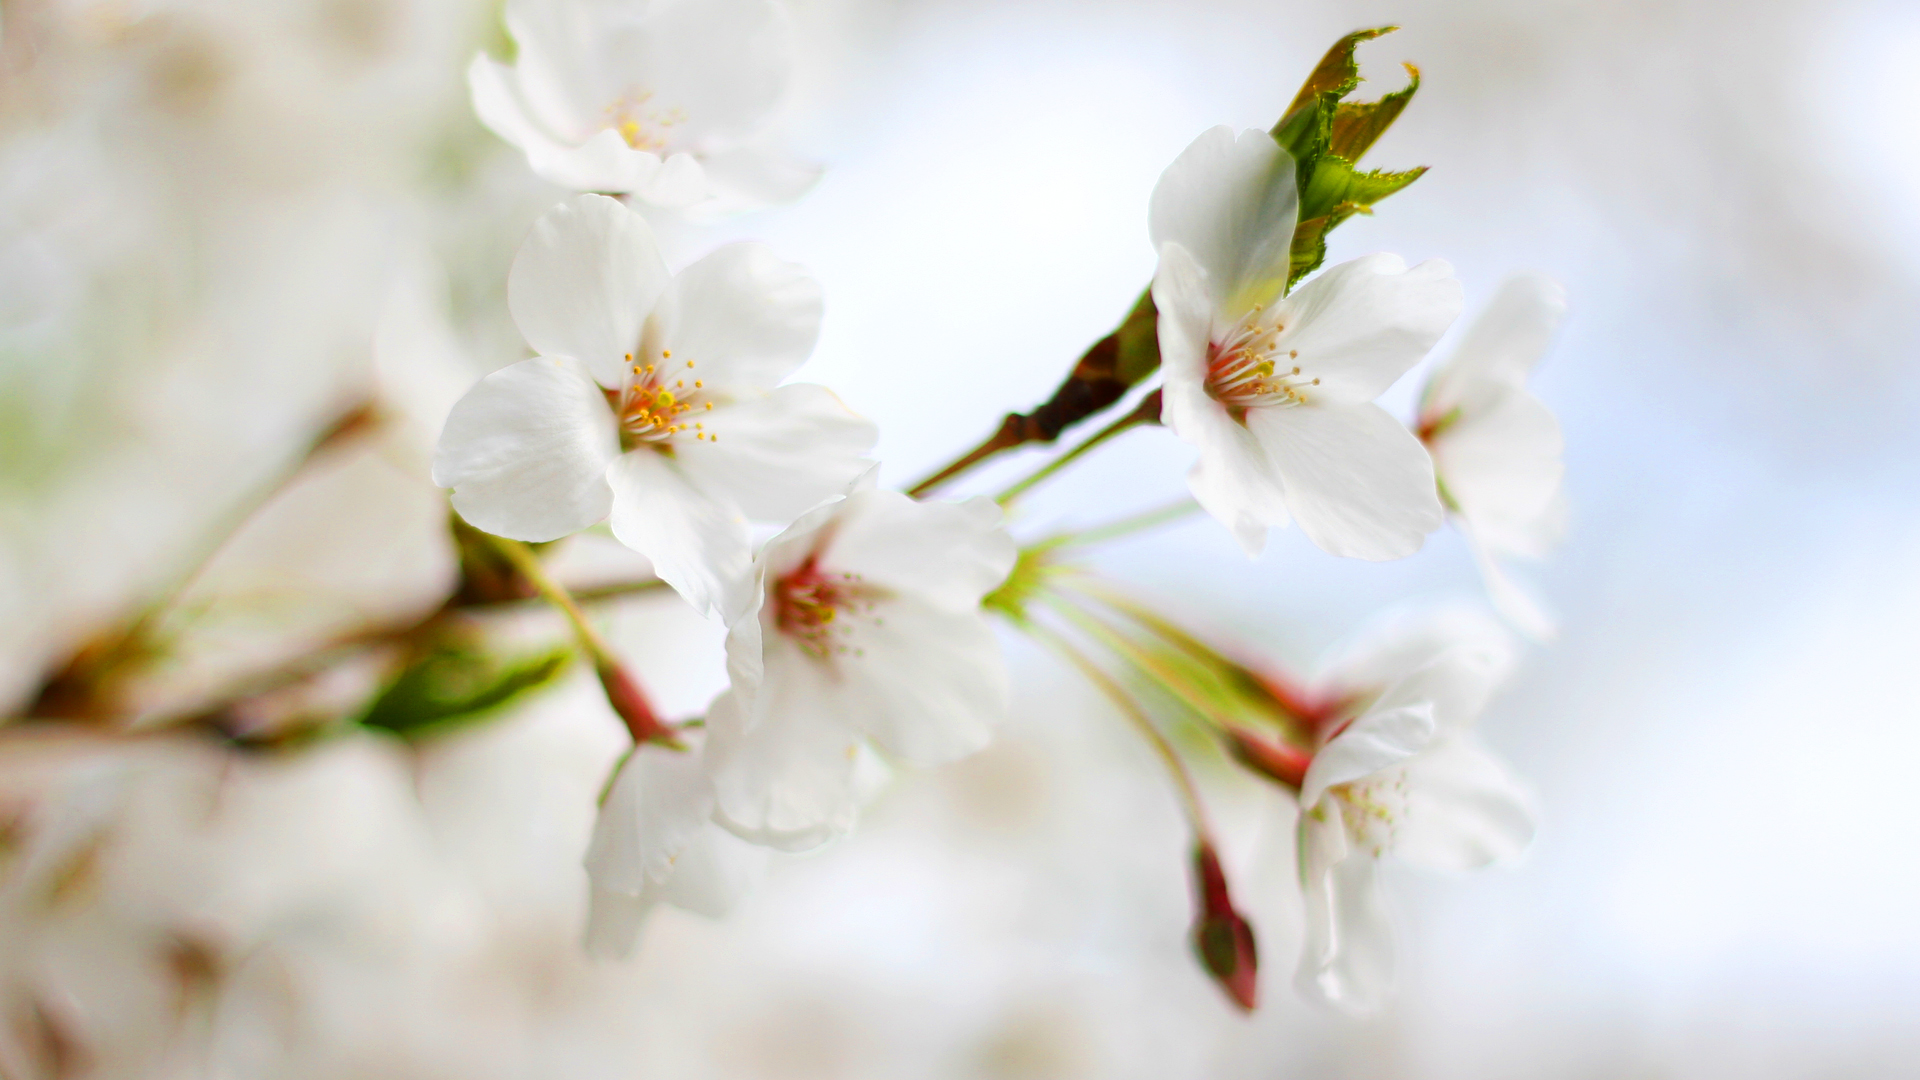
[359,643,572,738]
[1268,27,1428,289]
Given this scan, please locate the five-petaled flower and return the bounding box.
[1292,608,1537,1011]
[433,194,875,617]
[703,474,1016,851]
[1418,275,1569,637]
[1151,126,1461,560]
[469,0,820,216]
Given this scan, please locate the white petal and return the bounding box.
[671,384,876,522]
[704,659,861,852]
[1431,388,1564,554]
[821,596,1004,766]
[1295,852,1394,1013]
[688,145,824,219]
[584,885,655,960]
[1155,243,1290,555]
[1423,273,1567,418]
[653,821,768,917]
[468,54,561,158]
[432,356,619,542]
[1300,703,1436,808]
[582,745,716,896]
[1394,736,1538,871]
[607,449,750,618]
[641,242,822,391]
[528,130,670,197]
[616,0,794,147]
[1461,523,1557,641]
[1317,606,1515,700]
[821,490,1015,613]
[1147,126,1297,321]
[1272,254,1462,403]
[1369,642,1514,736]
[509,195,671,388]
[1250,400,1443,561]
[632,151,716,210]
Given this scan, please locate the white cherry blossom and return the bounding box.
[1293,609,1537,1011]
[704,475,1016,851]
[1418,276,1569,636]
[469,0,819,216]
[582,738,766,959]
[432,194,875,616]
[1150,126,1460,560]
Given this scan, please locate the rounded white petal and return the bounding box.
[1369,643,1514,736]
[582,744,716,896]
[1272,254,1462,403]
[1317,605,1515,699]
[1463,523,1557,640]
[1148,126,1298,321]
[1249,400,1443,561]
[640,242,822,391]
[817,595,1004,766]
[1394,736,1538,871]
[652,820,768,917]
[467,54,562,158]
[509,195,672,388]
[821,490,1015,613]
[671,384,877,522]
[528,130,671,197]
[1295,851,1394,1013]
[606,449,751,618]
[705,662,862,852]
[687,145,824,219]
[432,356,620,542]
[584,885,655,960]
[610,0,795,148]
[1423,273,1567,418]
[1300,703,1436,808]
[1432,388,1564,553]
[632,151,717,210]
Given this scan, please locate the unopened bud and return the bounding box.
[596,661,679,747]
[1190,842,1259,1012]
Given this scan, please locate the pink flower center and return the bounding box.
[603,92,686,154]
[1204,311,1317,410]
[772,558,877,660]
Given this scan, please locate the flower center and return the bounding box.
[1205,309,1317,410]
[612,351,712,450]
[1328,770,1409,858]
[772,558,878,661]
[603,92,685,153]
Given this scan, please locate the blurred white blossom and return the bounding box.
[469,0,820,216]
[1419,276,1569,637]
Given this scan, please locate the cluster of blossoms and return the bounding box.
[5,1,1571,1026]
[434,9,1571,1012]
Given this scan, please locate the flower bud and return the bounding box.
[1190,841,1259,1012]
[596,661,679,747]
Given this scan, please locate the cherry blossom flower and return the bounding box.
[469,0,820,216]
[1418,276,1569,636]
[1293,609,1536,1011]
[1150,126,1460,560]
[432,194,875,616]
[582,738,765,959]
[704,475,1016,851]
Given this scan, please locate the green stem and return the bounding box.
[480,533,675,746]
[994,389,1162,506]
[1022,614,1210,834]
[1044,498,1201,550]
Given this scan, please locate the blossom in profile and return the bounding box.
[432,194,874,617]
[582,738,765,959]
[1418,276,1569,636]
[1292,608,1537,1011]
[704,476,1016,851]
[469,0,820,216]
[1150,126,1460,560]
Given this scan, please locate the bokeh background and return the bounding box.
[3,0,1918,1076]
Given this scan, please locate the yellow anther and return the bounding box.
[663,350,671,358]
[686,360,695,368]
[1289,350,1298,359]
[655,390,676,408]
[693,380,702,388]
[705,402,712,411]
